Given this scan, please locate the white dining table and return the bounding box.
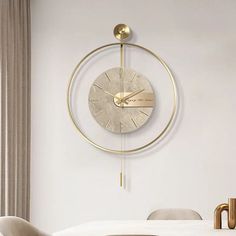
[53,220,236,236]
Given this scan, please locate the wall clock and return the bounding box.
[88,67,155,134]
[67,24,178,186]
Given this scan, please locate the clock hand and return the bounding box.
[103,91,129,105]
[94,83,127,104]
[104,90,118,99]
[119,89,145,103]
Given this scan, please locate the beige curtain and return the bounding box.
[0,0,31,220]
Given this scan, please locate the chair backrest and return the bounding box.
[147,208,202,220]
[0,216,50,236]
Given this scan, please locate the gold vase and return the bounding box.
[214,198,236,229]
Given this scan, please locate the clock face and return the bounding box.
[88,67,155,133]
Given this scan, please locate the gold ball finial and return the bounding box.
[113,24,131,41]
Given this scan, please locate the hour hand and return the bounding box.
[118,89,145,104]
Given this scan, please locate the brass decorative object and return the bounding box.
[113,24,131,41]
[214,198,236,229]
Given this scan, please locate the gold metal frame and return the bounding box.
[67,43,178,154]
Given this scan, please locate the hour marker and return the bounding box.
[131,118,138,127]
[106,119,111,128]
[119,122,124,132]
[94,109,104,116]
[105,72,111,82]
[139,110,149,116]
[89,98,99,103]
[94,83,103,89]
[131,72,136,82]
[119,68,124,77]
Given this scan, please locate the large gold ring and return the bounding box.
[67,43,178,154]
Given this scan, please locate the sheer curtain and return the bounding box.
[0,0,31,220]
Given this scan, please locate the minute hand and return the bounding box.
[122,89,145,102]
[94,84,127,104]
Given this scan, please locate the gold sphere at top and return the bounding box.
[113,24,131,41]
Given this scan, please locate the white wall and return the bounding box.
[31,0,236,233]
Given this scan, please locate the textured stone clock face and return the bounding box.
[88,67,155,133]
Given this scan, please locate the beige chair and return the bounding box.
[147,208,202,220]
[0,216,49,236]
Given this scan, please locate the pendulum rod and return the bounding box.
[113,24,131,188]
[120,43,124,70]
[120,42,125,188]
[120,43,125,188]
